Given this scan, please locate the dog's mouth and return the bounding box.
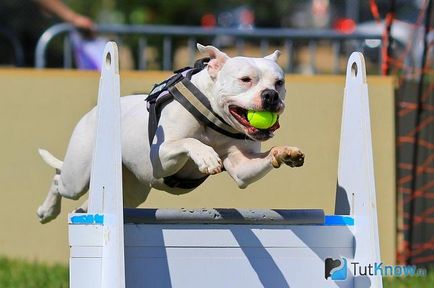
[228,105,280,141]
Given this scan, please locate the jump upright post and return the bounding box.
[68,42,382,287]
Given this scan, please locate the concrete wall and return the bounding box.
[0,69,395,265]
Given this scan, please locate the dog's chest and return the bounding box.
[198,128,236,155]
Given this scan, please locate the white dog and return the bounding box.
[37,44,304,223]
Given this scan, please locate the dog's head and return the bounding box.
[197,44,285,141]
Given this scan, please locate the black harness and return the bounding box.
[145,58,249,189]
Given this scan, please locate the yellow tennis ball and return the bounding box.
[247,111,278,129]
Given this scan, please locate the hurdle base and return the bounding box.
[69,210,363,288]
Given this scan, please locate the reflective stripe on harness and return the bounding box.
[169,78,249,139]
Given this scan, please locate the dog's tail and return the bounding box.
[38,149,63,171]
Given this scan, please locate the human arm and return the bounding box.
[35,0,95,31]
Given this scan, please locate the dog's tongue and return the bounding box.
[247,126,258,134]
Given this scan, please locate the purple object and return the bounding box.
[71,32,107,70]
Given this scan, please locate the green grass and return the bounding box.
[0,256,68,288]
[0,256,432,287]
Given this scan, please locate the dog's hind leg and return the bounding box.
[37,172,63,223]
[37,110,96,223]
[37,147,91,223]
[37,152,91,223]
[37,170,90,223]
[37,149,64,223]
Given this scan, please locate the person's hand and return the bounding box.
[70,14,95,38]
[36,0,96,37]
[70,14,95,33]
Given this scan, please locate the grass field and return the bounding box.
[0,256,432,287]
[0,257,68,288]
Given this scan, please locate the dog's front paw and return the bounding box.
[270,146,305,168]
[188,145,223,175]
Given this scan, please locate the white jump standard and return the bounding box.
[68,42,382,287]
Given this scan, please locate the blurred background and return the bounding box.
[0,0,433,287]
[0,0,431,73]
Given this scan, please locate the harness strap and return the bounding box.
[145,58,248,189]
[148,94,209,189]
[169,78,249,140]
[162,174,208,189]
[147,91,173,145]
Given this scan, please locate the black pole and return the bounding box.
[408,0,433,265]
[383,0,396,75]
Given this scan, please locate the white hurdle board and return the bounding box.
[69,42,125,288]
[68,42,382,288]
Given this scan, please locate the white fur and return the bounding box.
[37,44,304,223]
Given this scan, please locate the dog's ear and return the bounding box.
[197,44,229,79]
[264,50,281,62]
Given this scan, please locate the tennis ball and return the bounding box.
[247,111,278,129]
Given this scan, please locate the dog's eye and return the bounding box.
[240,76,252,83]
[275,80,284,87]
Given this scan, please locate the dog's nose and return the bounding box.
[261,89,280,111]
